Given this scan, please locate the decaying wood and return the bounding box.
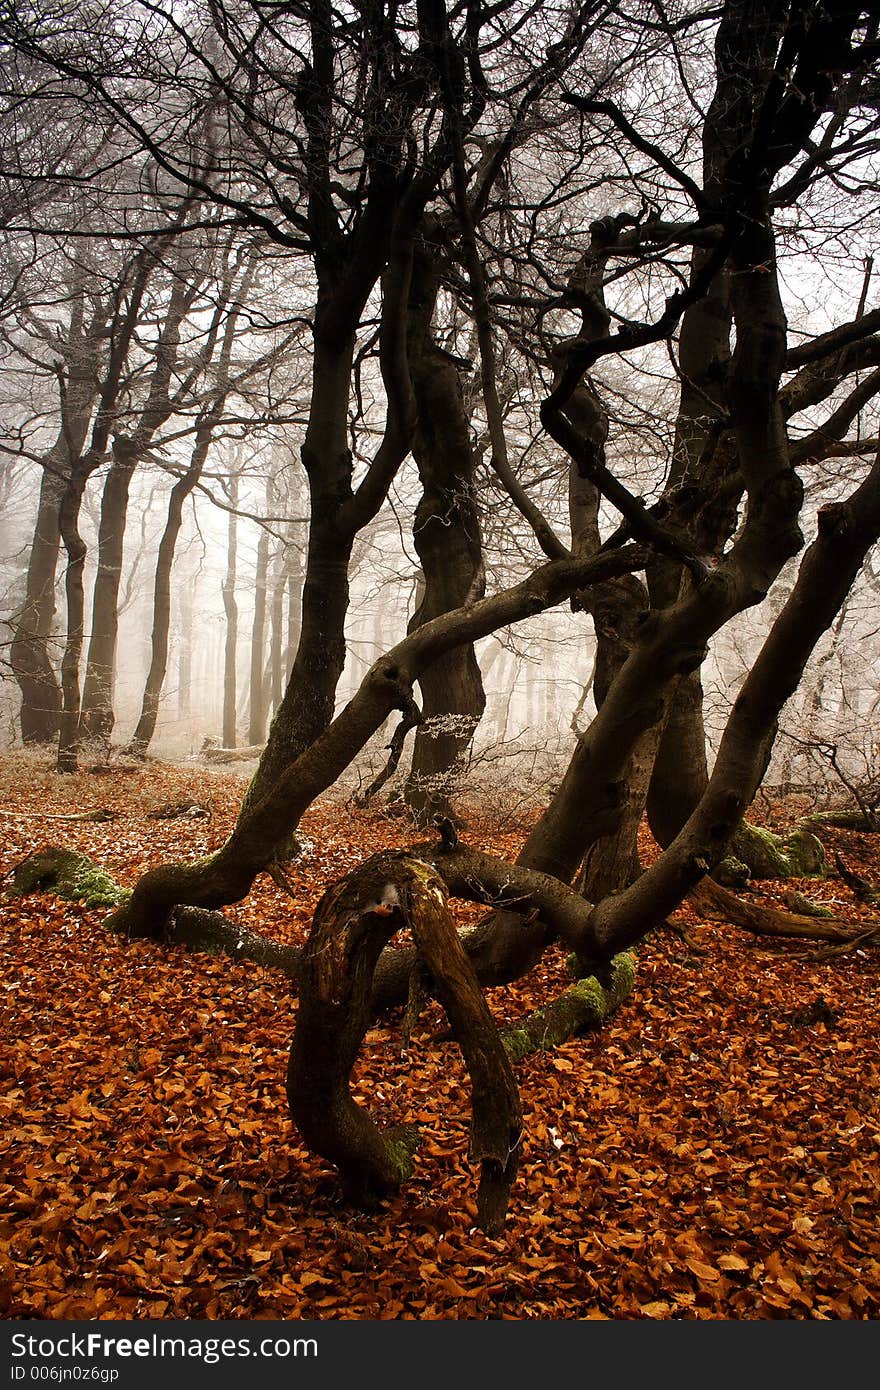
[201,742,266,764]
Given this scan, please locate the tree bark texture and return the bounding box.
[403,242,486,822]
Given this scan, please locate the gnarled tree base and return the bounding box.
[287,852,522,1233]
[7,847,302,975]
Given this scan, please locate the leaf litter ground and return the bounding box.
[1,754,878,1319]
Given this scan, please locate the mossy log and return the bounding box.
[802,809,879,833]
[201,741,266,764]
[501,953,637,1061]
[783,889,834,919]
[287,852,522,1234]
[6,848,130,908]
[728,822,826,880]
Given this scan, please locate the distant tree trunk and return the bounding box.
[55,251,154,772]
[80,437,138,745]
[268,539,286,716]
[56,461,97,774]
[177,584,192,726]
[403,242,485,822]
[126,422,214,757]
[222,471,239,749]
[248,493,271,747]
[11,298,103,744]
[11,464,66,743]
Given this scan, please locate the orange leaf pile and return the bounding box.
[1,753,878,1319]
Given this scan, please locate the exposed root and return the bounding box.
[500,953,637,1061]
[691,876,879,948]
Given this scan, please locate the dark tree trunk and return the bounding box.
[11,276,105,745]
[55,246,156,771]
[404,244,486,822]
[11,464,66,743]
[646,671,710,849]
[643,50,737,849]
[580,722,661,901]
[243,332,358,808]
[287,851,521,1232]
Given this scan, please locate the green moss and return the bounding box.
[782,828,826,878]
[567,975,607,1021]
[502,1028,533,1062]
[66,865,130,908]
[611,951,637,997]
[785,890,834,919]
[732,822,792,878]
[384,1129,421,1181]
[732,822,826,880]
[502,951,637,1060]
[6,848,129,908]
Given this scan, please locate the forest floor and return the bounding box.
[1,751,878,1320]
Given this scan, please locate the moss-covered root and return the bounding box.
[502,952,636,1062]
[5,847,129,908]
[6,847,301,976]
[168,908,301,976]
[728,822,826,880]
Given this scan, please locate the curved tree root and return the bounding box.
[287,851,522,1234]
[690,876,880,948]
[834,853,880,908]
[12,844,639,1231]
